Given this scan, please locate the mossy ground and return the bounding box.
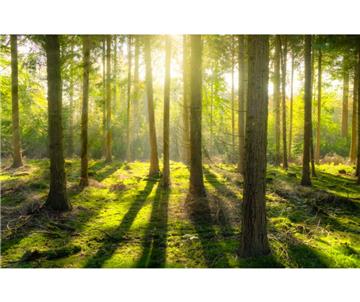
[1,159,359,268]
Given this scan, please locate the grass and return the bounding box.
[1,159,359,268]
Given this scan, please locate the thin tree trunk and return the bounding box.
[301,35,312,186]
[288,52,294,160]
[315,49,322,163]
[44,35,70,211]
[231,36,235,163]
[80,36,90,187]
[280,36,288,169]
[10,35,23,168]
[310,48,316,177]
[237,35,246,175]
[102,38,106,158]
[356,44,360,182]
[133,37,140,160]
[113,36,117,114]
[126,35,132,162]
[342,64,349,137]
[350,59,358,163]
[189,35,206,197]
[240,35,270,258]
[144,36,160,176]
[105,35,112,162]
[182,35,191,165]
[67,45,74,158]
[162,36,171,187]
[274,36,281,165]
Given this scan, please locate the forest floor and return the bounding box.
[1,159,359,268]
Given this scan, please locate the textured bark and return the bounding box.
[288,52,294,160]
[133,37,140,159]
[231,36,235,161]
[280,36,288,169]
[189,35,206,197]
[67,45,74,158]
[113,36,118,113]
[162,36,171,187]
[315,49,322,164]
[144,36,160,176]
[237,35,246,175]
[80,36,90,187]
[301,36,312,186]
[182,35,191,165]
[350,59,358,163]
[356,45,360,182]
[126,35,132,162]
[342,65,350,137]
[102,38,106,158]
[44,35,70,211]
[105,36,112,162]
[240,35,270,258]
[10,35,23,168]
[274,36,281,165]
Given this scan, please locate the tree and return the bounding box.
[231,36,236,160]
[189,35,206,197]
[79,36,90,187]
[144,35,160,176]
[10,35,23,168]
[237,35,246,174]
[162,36,171,187]
[273,36,281,165]
[288,51,295,159]
[126,35,132,162]
[280,36,288,169]
[341,58,350,137]
[132,36,140,159]
[182,35,191,165]
[102,38,106,158]
[105,35,112,162]
[67,44,75,158]
[240,35,270,258]
[44,35,70,211]
[301,35,313,186]
[357,44,360,183]
[350,56,358,163]
[315,48,322,164]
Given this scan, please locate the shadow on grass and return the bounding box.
[83,180,157,268]
[89,161,124,182]
[136,185,170,268]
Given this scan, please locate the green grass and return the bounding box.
[1,159,359,268]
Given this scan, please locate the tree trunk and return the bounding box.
[10,35,23,168]
[144,36,160,176]
[44,35,70,211]
[356,44,360,183]
[133,37,140,160]
[231,36,235,162]
[67,45,74,158]
[274,36,281,165]
[350,58,358,163]
[126,35,132,162]
[80,36,90,187]
[280,36,288,169]
[189,35,206,197]
[102,38,106,158]
[105,35,112,162]
[240,35,270,258]
[113,36,117,114]
[315,49,322,164]
[237,35,246,175]
[342,64,349,137]
[288,52,294,160]
[182,35,191,165]
[301,35,312,186]
[162,36,171,187]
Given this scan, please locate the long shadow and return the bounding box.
[187,195,230,268]
[89,161,125,182]
[136,185,170,268]
[84,180,157,268]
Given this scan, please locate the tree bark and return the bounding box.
[280,36,288,169]
[288,52,294,160]
[350,59,358,163]
[67,45,74,158]
[162,36,171,187]
[10,35,23,168]
[126,35,132,162]
[315,49,322,164]
[240,35,270,258]
[182,35,191,165]
[133,36,140,160]
[301,35,312,186]
[113,36,118,114]
[274,36,281,165]
[356,44,360,183]
[80,36,90,187]
[105,35,112,162]
[231,36,236,162]
[237,35,246,175]
[342,63,349,137]
[44,35,70,211]
[189,35,206,197]
[102,38,106,158]
[144,36,160,176]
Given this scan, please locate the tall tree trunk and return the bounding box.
[301,35,312,186]
[44,35,70,211]
[162,36,171,187]
[105,35,112,162]
[274,36,281,165]
[67,45,74,158]
[315,49,322,164]
[10,35,23,168]
[280,36,288,169]
[342,64,349,137]
[182,35,191,165]
[231,36,235,162]
[310,48,316,177]
[126,35,132,162]
[144,36,160,176]
[102,38,106,158]
[356,44,360,183]
[113,36,117,114]
[237,35,246,175]
[189,35,206,197]
[240,35,270,258]
[350,59,358,163]
[80,36,90,187]
[288,52,294,160]
[133,36,140,160]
